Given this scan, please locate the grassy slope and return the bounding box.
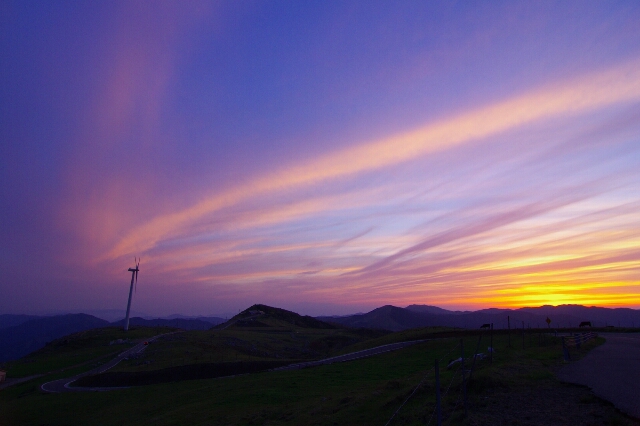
[4,331,637,425]
[2,326,176,378]
[2,336,460,425]
[108,317,388,374]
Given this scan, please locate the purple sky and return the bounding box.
[2,1,640,317]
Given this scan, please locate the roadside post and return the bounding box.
[490,323,493,364]
[469,330,483,381]
[460,339,468,417]
[435,359,442,426]
[562,337,570,361]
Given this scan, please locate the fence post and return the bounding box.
[508,315,511,348]
[490,323,493,364]
[435,359,442,426]
[469,332,483,381]
[461,339,468,417]
[562,337,570,361]
[522,321,525,350]
[538,326,541,346]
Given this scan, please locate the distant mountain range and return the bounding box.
[111,316,224,331]
[2,304,638,363]
[317,304,640,332]
[0,314,41,329]
[0,314,110,363]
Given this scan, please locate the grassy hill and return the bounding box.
[222,304,340,329]
[1,304,636,425]
[74,305,389,387]
[3,330,634,425]
[1,326,177,378]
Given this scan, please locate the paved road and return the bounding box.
[41,332,175,393]
[557,333,640,419]
[38,337,426,391]
[271,340,427,371]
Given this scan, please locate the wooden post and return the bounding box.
[435,359,442,426]
[469,332,483,380]
[522,321,525,350]
[508,315,511,348]
[461,339,468,417]
[562,337,570,361]
[490,323,493,364]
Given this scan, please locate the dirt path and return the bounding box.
[557,333,640,419]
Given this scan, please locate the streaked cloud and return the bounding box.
[3,2,640,315]
[105,59,640,262]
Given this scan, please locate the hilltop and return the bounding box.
[222,304,339,329]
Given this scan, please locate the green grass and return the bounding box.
[2,328,631,426]
[2,337,465,425]
[109,321,388,373]
[3,326,176,377]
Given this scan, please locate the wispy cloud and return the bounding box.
[103,59,640,262]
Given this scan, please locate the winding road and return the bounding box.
[38,336,426,392]
[557,333,640,419]
[271,340,427,371]
[41,332,175,393]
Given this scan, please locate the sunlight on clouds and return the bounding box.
[86,58,640,311]
[104,59,640,261]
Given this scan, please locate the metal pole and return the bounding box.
[435,359,442,426]
[124,270,135,331]
[461,339,467,417]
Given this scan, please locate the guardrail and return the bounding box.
[386,326,496,426]
[562,332,598,361]
[385,326,600,425]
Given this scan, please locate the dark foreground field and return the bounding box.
[1,306,638,425]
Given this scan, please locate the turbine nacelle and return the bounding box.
[128,257,140,291]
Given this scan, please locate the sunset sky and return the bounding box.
[2,1,640,317]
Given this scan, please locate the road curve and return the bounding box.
[557,333,640,419]
[40,337,426,391]
[41,332,178,393]
[271,339,428,371]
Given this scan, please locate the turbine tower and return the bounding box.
[123,257,140,331]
